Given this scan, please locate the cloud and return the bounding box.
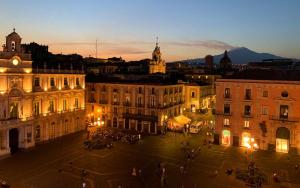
[166,40,236,50]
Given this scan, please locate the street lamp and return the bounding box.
[245,137,258,161]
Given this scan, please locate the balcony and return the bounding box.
[223,124,230,128]
[123,102,131,106]
[123,113,158,121]
[244,95,252,101]
[112,102,120,105]
[224,94,231,99]
[88,98,96,103]
[242,113,253,118]
[147,104,156,108]
[99,100,108,104]
[269,115,300,122]
[215,111,232,116]
[135,103,144,108]
[33,86,43,92]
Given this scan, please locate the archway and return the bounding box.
[241,132,251,147]
[276,127,290,153]
[222,130,231,146]
[9,128,19,154]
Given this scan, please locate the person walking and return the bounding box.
[132,167,137,176]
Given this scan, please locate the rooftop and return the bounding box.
[223,69,300,81]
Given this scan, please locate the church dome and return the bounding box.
[7,29,21,39]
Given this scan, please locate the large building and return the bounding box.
[86,76,185,134]
[0,30,85,156]
[214,69,300,154]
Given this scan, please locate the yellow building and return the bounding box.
[86,78,185,134]
[0,30,85,156]
[215,70,300,154]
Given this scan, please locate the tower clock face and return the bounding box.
[12,59,19,66]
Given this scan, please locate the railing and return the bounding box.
[223,124,230,128]
[0,107,85,126]
[122,113,158,121]
[244,96,252,100]
[242,113,253,118]
[112,102,120,105]
[135,103,144,107]
[215,111,232,116]
[269,115,300,122]
[123,102,131,106]
[224,94,231,99]
[33,69,84,74]
[99,100,108,104]
[88,98,96,103]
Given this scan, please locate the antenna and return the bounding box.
[96,39,98,59]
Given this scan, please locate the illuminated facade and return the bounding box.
[0,30,85,156]
[184,83,215,113]
[86,80,185,134]
[215,74,300,154]
[149,41,166,74]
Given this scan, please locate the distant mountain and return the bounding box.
[179,47,286,65]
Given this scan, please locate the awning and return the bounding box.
[169,115,191,126]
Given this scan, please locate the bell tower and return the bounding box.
[149,37,166,74]
[4,28,22,53]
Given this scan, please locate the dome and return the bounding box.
[7,28,21,39]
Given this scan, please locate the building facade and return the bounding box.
[215,77,300,154]
[0,30,85,156]
[86,81,185,134]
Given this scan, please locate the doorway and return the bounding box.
[276,127,290,153]
[9,128,19,154]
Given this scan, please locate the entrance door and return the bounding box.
[276,127,290,153]
[150,122,156,133]
[125,119,129,129]
[9,128,19,154]
[233,136,239,147]
[276,138,288,153]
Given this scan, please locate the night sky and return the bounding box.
[1,0,299,61]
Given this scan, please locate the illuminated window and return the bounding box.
[49,100,54,113]
[50,78,55,87]
[224,88,230,98]
[242,132,251,147]
[280,105,288,119]
[74,98,79,109]
[222,130,231,145]
[33,102,40,116]
[224,118,229,126]
[63,99,67,111]
[262,106,268,115]
[11,41,15,51]
[244,120,250,128]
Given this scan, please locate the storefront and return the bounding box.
[241,132,251,147]
[276,127,290,153]
[168,115,191,132]
[222,130,231,146]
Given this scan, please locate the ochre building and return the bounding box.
[215,70,300,154]
[0,30,85,156]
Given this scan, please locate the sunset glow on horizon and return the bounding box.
[1,0,300,61]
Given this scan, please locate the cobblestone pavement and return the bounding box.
[0,130,299,188]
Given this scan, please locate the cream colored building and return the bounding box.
[0,30,85,156]
[215,72,300,154]
[86,79,185,134]
[185,83,215,113]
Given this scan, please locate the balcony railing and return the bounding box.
[112,102,120,105]
[269,115,300,122]
[244,95,252,100]
[224,94,231,99]
[242,113,253,118]
[122,113,158,121]
[215,111,232,116]
[123,102,131,106]
[136,103,144,107]
[88,98,96,103]
[99,100,108,104]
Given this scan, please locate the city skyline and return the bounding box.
[1,0,300,61]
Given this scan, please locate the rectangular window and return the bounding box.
[151,88,155,95]
[137,97,142,105]
[280,105,288,119]
[76,78,80,86]
[64,78,68,87]
[224,118,229,126]
[34,78,40,87]
[262,106,268,115]
[225,88,230,98]
[191,91,196,98]
[263,90,268,97]
[63,99,67,111]
[138,87,142,94]
[50,78,55,87]
[245,89,251,100]
[74,98,79,109]
[34,102,39,116]
[244,105,251,116]
[102,106,105,113]
[113,107,118,114]
[49,100,54,113]
[244,120,250,128]
[224,104,230,114]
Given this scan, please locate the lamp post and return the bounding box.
[245,137,258,162]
